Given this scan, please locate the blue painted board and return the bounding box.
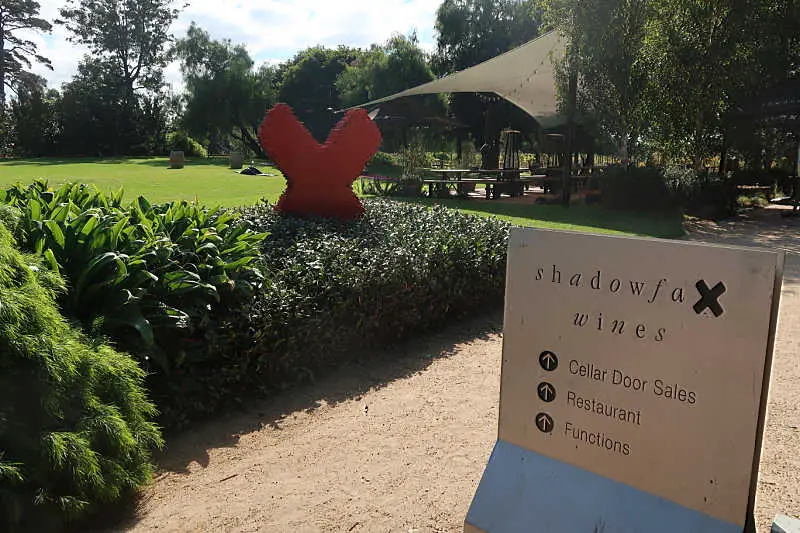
[466,440,742,533]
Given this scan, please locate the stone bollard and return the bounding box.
[169,151,185,169]
[229,152,243,170]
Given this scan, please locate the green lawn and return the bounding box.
[392,197,685,238]
[0,156,287,207]
[0,157,685,238]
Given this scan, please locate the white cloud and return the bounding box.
[17,0,439,92]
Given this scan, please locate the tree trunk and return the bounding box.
[480,139,500,170]
[718,137,728,175]
[236,126,264,158]
[563,36,579,207]
[693,116,705,170]
[0,24,6,110]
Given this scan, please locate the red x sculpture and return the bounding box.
[258,103,382,220]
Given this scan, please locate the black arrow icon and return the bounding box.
[539,351,558,372]
[538,382,556,403]
[536,413,554,434]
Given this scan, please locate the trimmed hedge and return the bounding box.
[0,222,162,532]
[246,199,510,361]
[157,200,511,427]
[599,165,738,219]
[600,165,678,212]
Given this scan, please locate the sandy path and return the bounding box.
[115,207,800,533]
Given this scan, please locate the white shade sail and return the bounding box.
[350,30,568,127]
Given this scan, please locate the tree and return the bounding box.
[540,0,799,169]
[174,23,277,155]
[433,0,541,74]
[57,56,169,156]
[11,74,60,156]
[336,33,449,152]
[0,102,14,156]
[722,0,800,169]
[277,46,360,142]
[642,2,739,166]
[337,33,435,107]
[0,0,52,108]
[58,57,127,155]
[539,0,649,165]
[58,0,179,96]
[57,0,180,154]
[432,0,542,167]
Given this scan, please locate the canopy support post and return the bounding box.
[562,47,578,208]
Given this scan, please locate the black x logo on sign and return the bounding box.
[693,280,726,318]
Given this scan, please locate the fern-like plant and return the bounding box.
[0,222,163,532]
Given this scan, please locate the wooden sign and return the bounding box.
[465,228,784,533]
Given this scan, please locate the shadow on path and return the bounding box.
[151,311,503,477]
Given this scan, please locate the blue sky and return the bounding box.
[25,0,439,92]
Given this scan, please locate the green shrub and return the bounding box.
[368,151,399,167]
[144,199,510,427]
[666,168,738,219]
[598,166,739,220]
[229,199,509,392]
[0,181,267,429]
[737,194,770,209]
[600,165,677,212]
[166,131,207,158]
[124,199,511,428]
[0,204,19,233]
[0,223,162,532]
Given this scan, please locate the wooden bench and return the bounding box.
[422,176,543,199]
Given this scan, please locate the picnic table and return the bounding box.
[421,168,547,199]
[529,174,592,193]
[421,168,478,197]
[473,169,530,198]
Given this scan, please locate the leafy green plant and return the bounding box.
[0,182,510,430]
[0,222,162,532]
[368,151,399,167]
[737,194,769,209]
[0,181,267,427]
[599,166,738,220]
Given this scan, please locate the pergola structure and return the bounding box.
[347,30,588,205]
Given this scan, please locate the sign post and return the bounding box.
[795,143,800,211]
[796,143,799,178]
[465,228,784,533]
